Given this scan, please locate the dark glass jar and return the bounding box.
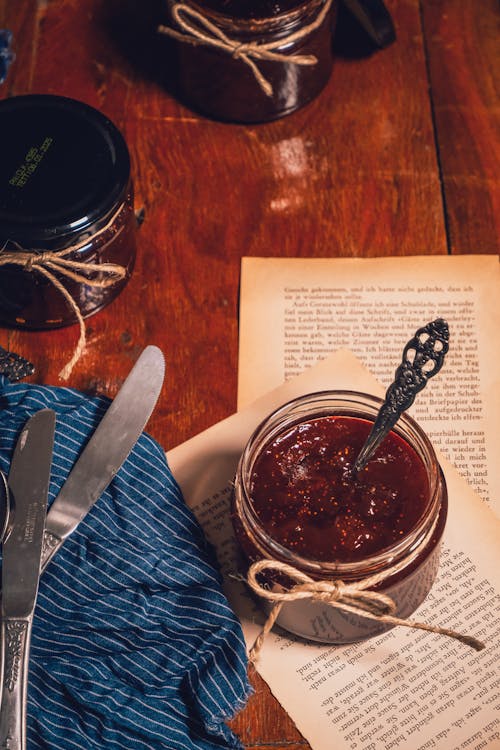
[232,391,448,644]
[0,95,136,330]
[161,0,337,123]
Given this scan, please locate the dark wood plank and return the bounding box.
[1,0,497,748]
[422,0,500,254]
[0,0,37,94]
[229,669,309,748]
[1,0,447,443]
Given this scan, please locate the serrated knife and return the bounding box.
[39,344,165,573]
[0,408,56,750]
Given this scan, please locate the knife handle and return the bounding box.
[40,529,64,574]
[0,616,33,750]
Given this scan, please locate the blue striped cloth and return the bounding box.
[0,377,250,749]
[0,30,14,84]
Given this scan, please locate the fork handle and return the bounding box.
[0,616,33,750]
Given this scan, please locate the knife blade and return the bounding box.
[39,345,165,573]
[0,408,56,750]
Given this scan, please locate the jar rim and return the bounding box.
[179,0,328,38]
[235,389,443,579]
[0,94,131,246]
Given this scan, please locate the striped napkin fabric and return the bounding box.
[0,377,250,749]
[0,30,14,84]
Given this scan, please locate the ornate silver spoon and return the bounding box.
[352,318,449,475]
[0,346,34,382]
[0,469,9,541]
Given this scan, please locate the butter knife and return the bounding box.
[40,345,165,572]
[0,409,56,750]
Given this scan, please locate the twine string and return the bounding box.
[247,527,486,661]
[158,0,333,97]
[0,205,128,380]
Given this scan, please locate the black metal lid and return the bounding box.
[0,95,131,246]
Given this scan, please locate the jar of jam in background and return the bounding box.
[0,95,137,330]
[160,0,337,123]
[232,390,448,644]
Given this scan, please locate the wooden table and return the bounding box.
[1,1,498,747]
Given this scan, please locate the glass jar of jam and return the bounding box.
[232,390,448,644]
[0,95,137,329]
[160,0,337,123]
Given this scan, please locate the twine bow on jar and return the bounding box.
[246,557,486,662]
[158,0,333,97]
[0,233,127,380]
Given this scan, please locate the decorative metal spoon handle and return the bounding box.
[0,470,9,542]
[352,318,449,474]
[0,347,34,382]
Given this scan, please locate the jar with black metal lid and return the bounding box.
[159,0,337,123]
[232,391,448,644]
[0,94,137,330]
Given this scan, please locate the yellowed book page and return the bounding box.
[238,255,500,515]
[168,350,500,750]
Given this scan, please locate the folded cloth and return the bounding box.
[0,377,251,749]
[0,30,15,84]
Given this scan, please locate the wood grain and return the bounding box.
[422,0,500,254]
[0,0,498,747]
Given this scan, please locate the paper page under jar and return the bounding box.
[237,254,500,517]
[167,350,500,750]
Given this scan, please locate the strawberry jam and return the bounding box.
[232,391,447,643]
[248,415,429,562]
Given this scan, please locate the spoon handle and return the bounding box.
[0,615,33,750]
[0,347,34,382]
[352,318,449,474]
[0,471,9,542]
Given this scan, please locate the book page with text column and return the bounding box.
[169,350,500,750]
[238,255,500,516]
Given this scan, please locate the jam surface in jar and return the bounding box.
[249,415,430,562]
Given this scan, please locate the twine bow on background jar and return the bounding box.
[0,95,138,379]
[158,0,338,122]
[0,228,128,380]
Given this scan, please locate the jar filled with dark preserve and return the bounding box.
[232,391,448,644]
[160,0,337,123]
[0,95,137,329]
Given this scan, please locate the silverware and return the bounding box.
[352,319,449,474]
[0,471,9,542]
[40,345,165,572]
[0,347,34,382]
[0,409,56,750]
